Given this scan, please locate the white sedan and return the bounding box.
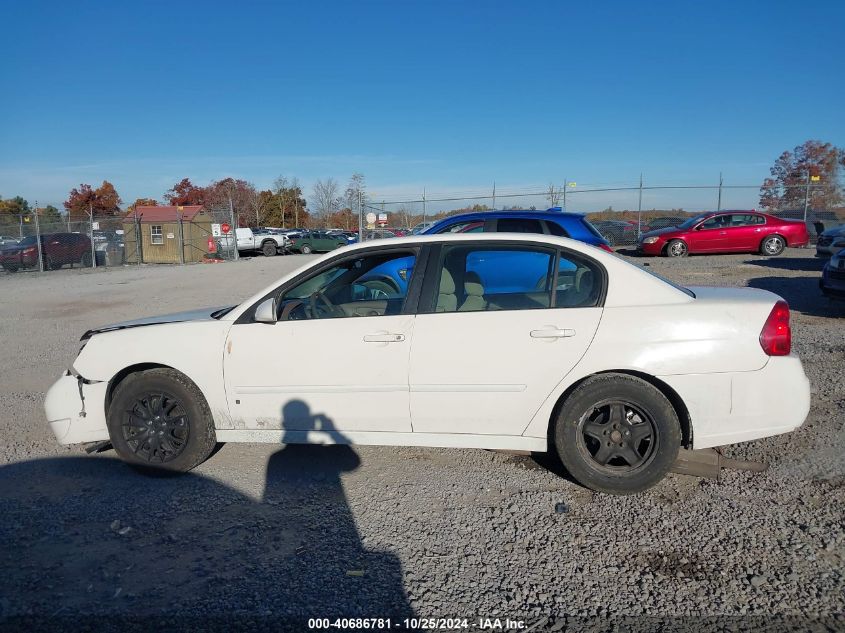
[45,233,810,494]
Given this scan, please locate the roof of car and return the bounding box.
[429,209,585,225]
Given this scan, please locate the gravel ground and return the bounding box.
[1,248,843,632]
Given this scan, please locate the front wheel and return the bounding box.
[553,373,681,495]
[300,244,313,254]
[760,235,785,256]
[262,241,277,257]
[107,368,217,472]
[665,239,688,257]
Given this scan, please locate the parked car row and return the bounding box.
[0,232,93,272]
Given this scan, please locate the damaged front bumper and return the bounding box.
[44,370,110,445]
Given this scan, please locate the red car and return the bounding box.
[0,233,93,272]
[637,210,809,257]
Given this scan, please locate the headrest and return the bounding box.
[464,271,484,297]
[439,268,456,294]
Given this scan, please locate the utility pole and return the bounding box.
[422,188,427,225]
[717,172,723,212]
[562,177,568,210]
[637,174,643,238]
[492,182,496,210]
[357,190,363,239]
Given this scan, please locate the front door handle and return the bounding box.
[363,333,405,343]
[530,328,576,339]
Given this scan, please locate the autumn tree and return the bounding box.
[126,198,159,213]
[266,176,308,228]
[0,196,30,233]
[204,178,257,226]
[163,178,206,206]
[311,178,341,224]
[64,181,122,221]
[759,140,845,211]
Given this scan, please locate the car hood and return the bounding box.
[640,226,683,239]
[80,306,233,341]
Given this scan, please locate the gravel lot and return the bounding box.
[1,248,843,631]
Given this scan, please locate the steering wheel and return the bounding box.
[309,291,343,319]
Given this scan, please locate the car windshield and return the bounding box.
[677,213,710,229]
[17,236,36,246]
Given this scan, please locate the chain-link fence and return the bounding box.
[357,181,845,246]
[0,207,245,276]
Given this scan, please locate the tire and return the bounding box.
[261,241,277,257]
[760,235,785,256]
[46,255,61,271]
[3,264,18,273]
[665,239,688,257]
[300,244,313,254]
[80,252,92,267]
[107,368,217,472]
[553,373,681,495]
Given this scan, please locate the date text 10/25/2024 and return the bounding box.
[307,617,528,630]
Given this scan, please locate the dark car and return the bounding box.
[590,220,637,246]
[646,216,687,231]
[423,208,612,251]
[0,233,93,272]
[638,210,810,257]
[820,248,845,300]
[288,230,348,254]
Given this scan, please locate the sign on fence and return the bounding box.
[211,223,221,237]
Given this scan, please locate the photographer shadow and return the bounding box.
[0,399,414,626]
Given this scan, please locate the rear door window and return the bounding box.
[495,218,544,234]
[545,221,570,237]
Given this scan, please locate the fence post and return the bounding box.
[422,188,426,225]
[492,182,496,210]
[562,177,567,210]
[637,174,643,238]
[177,209,185,265]
[802,171,811,224]
[229,195,239,262]
[88,203,97,269]
[33,208,44,272]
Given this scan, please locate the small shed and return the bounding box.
[123,206,214,264]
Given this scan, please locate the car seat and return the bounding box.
[458,271,487,312]
[435,268,458,312]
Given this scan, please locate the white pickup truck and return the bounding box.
[219,228,290,257]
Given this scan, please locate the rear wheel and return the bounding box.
[300,244,313,254]
[553,374,681,494]
[261,241,277,257]
[665,239,688,257]
[760,235,785,256]
[107,368,216,472]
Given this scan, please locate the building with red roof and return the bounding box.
[122,205,214,264]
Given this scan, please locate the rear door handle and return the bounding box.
[530,328,576,339]
[363,333,405,343]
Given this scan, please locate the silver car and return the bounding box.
[816,224,845,258]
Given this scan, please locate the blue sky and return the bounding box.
[1,0,843,212]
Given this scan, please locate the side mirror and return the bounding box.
[254,297,277,324]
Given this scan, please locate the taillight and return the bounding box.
[598,243,613,252]
[759,300,791,356]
